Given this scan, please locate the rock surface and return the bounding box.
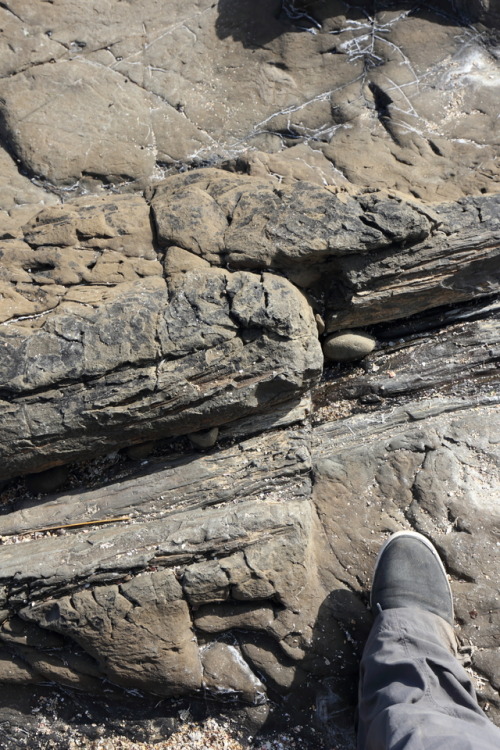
[1,0,499,200]
[0,1,499,748]
[0,316,499,749]
[0,191,322,479]
[151,170,500,330]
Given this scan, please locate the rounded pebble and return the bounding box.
[189,427,219,449]
[323,331,376,362]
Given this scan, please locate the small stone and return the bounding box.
[201,642,266,704]
[315,313,325,335]
[25,466,70,494]
[188,427,219,449]
[323,331,376,362]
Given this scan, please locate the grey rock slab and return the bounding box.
[0,6,65,78]
[0,498,325,706]
[239,634,306,693]
[0,261,322,479]
[154,170,500,330]
[23,193,155,256]
[325,195,500,331]
[153,183,229,265]
[0,430,311,536]
[315,315,500,416]
[319,7,500,200]
[152,171,431,270]
[0,649,41,684]
[0,499,311,596]
[0,277,167,391]
[226,144,353,189]
[218,393,312,441]
[0,391,498,726]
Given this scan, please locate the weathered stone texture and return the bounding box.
[1,1,499,199]
[0,61,157,184]
[0,190,323,479]
[0,1,499,746]
[0,267,321,478]
[24,569,203,696]
[312,398,500,707]
[0,499,327,706]
[152,170,500,330]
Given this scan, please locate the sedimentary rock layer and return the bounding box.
[1,176,499,481]
[0,320,498,734]
[0,1,499,746]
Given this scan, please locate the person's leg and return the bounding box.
[357,531,500,750]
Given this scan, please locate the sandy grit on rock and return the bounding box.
[66,718,326,750]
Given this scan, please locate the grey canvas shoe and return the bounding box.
[371,531,454,625]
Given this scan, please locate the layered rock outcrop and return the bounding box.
[0,1,499,748]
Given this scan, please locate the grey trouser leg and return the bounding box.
[357,607,500,750]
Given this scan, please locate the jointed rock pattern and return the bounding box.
[0,1,499,748]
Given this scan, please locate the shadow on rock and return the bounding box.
[262,587,373,749]
[216,0,286,45]
[308,587,372,748]
[216,0,471,48]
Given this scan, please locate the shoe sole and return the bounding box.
[370,530,454,618]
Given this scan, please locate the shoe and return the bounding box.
[370,531,454,625]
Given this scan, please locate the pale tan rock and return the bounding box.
[0,61,156,184]
[23,194,155,256]
[323,331,376,362]
[194,603,275,633]
[0,0,498,201]
[0,7,64,78]
[201,642,266,704]
[0,147,58,228]
[164,246,211,276]
[23,569,203,695]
